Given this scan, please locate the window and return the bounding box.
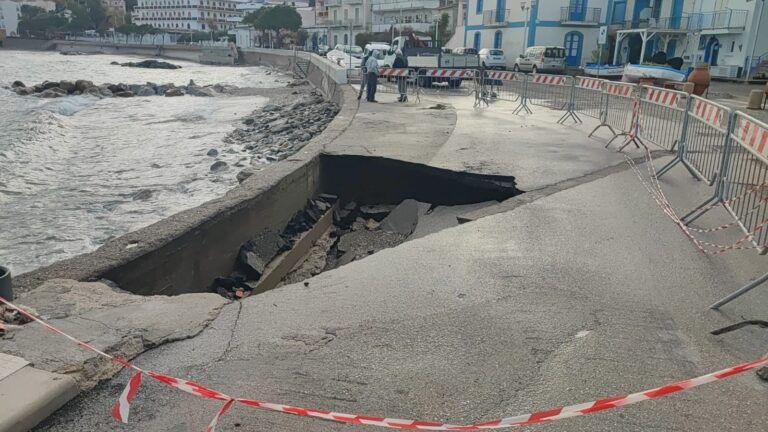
[730,41,735,52]
[493,30,502,49]
[343,9,347,20]
[476,0,482,14]
[473,31,480,50]
[355,7,359,21]
[343,34,348,44]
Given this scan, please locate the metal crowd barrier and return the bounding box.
[524,74,573,113]
[573,77,605,121]
[418,69,476,96]
[374,68,421,102]
[589,82,638,148]
[657,96,732,185]
[688,113,768,309]
[635,86,689,152]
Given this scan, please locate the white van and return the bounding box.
[513,46,566,74]
[364,42,392,67]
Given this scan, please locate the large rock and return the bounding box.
[238,229,287,278]
[83,87,103,98]
[164,87,185,97]
[122,59,182,69]
[11,80,25,88]
[98,86,113,97]
[107,83,126,93]
[114,91,135,98]
[75,79,94,91]
[41,81,60,90]
[58,80,76,93]
[186,86,215,97]
[155,83,174,95]
[210,160,228,171]
[136,86,156,96]
[40,88,65,98]
[0,279,228,390]
[14,87,34,96]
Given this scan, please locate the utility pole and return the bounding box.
[745,0,765,81]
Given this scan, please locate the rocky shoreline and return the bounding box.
[223,81,339,182]
[8,79,232,98]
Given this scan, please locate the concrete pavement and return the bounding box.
[21,89,768,431]
[34,136,768,431]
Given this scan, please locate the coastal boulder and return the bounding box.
[83,87,103,98]
[114,91,135,97]
[210,161,228,172]
[155,84,174,95]
[42,81,60,90]
[59,80,76,93]
[136,86,156,96]
[186,86,215,97]
[75,80,94,91]
[164,88,185,97]
[40,88,64,98]
[98,86,113,97]
[12,81,25,88]
[14,87,34,96]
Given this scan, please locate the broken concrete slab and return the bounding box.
[0,364,79,432]
[359,204,395,221]
[0,279,227,390]
[239,229,287,278]
[410,201,498,240]
[380,199,431,236]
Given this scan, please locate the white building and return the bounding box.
[322,0,371,47]
[133,0,246,31]
[0,0,56,36]
[372,0,440,34]
[452,0,767,76]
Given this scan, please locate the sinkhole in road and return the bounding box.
[212,154,523,300]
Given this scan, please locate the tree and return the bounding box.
[247,5,302,47]
[85,0,107,30]
[297,29,309,47]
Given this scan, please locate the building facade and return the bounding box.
[321,0,371,47]
[133,0,245,31]
[103,0,127,27]
[453,0,766,75]
[0,0,56,36]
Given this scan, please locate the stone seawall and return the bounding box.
[14,49,359,296]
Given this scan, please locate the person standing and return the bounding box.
[358,51,372,101]
[392,49,409,102]
[365,50,380,102]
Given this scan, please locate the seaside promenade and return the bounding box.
[25,87,768,431]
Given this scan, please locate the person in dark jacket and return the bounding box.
[392,49,409,102]
[365,51,380,102]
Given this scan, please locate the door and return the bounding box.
[495,0,506,23]
[569,0,585,21]
[564,32,583,67]
[493,30,502,49]
[704,37,719,66]
[473,32,481,51]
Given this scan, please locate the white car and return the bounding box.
[327,44,363,68]
[479,48,506,70]
[365,43,392,67]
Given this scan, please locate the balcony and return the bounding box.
[482,9,509,27]
[325,0,341,6]
[560,7,601,25]
[372,22,431,32]
[617,9,748,32]
[373,0,440,12]
[325,19,364,28]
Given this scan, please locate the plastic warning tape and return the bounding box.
[378,68,410,77]
[425,69,474,78]
[1,297,766,431]
[530,74,565,85]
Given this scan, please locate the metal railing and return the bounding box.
[483,9,510,26]
[617,9,748,31]
[559,7,601,25]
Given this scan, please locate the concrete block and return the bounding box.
[0,365,78,432]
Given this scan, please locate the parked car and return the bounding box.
[452,47,478,55]
[513,46,566,74]
[364,42,392,67]
[327,44,363,67]
[479,48,506,70]
[316,45,330,56]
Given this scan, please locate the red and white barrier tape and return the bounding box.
[625,148,768,255]
[578,77,603,90]
[605,83,633,97]
[1,296,767,430]
[736,116,768,158]
[644,87,681,108]
[379,68,409,77]
[485,71,521,81]
[425,69,474,78]
[530,75,565,85]
[692,99,725,127]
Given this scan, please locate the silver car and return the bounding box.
[513,46,566,74]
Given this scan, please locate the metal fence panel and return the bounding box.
[721,113,768,254]
[417,69,477,96]
[481,70,526,102]
[526,74,573,111]
[683,97,732,184]
[637,86,688,151]
[573,77,605,120]
[373,68,420,101]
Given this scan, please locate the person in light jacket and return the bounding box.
[365,51,380,102]
[392,49,409,102]
[358,51,371,101]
